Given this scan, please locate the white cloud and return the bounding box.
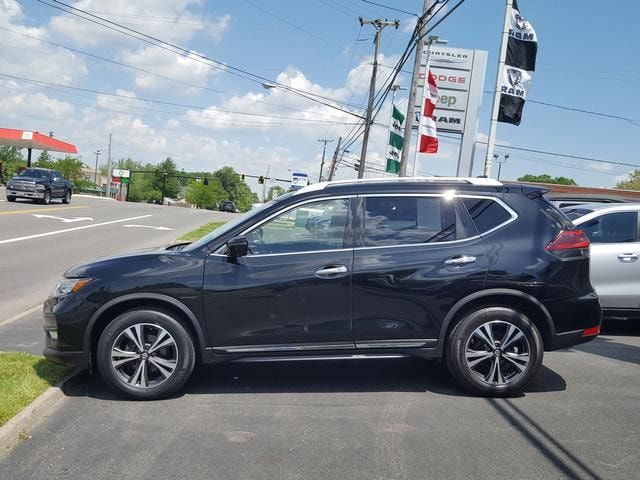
[118,46,220,94]
[0,87,75,124]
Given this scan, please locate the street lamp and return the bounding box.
[93,150,102,186]
[496,153,509,180]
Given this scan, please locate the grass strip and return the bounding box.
[177,221,226,242]
[0,352,69,426]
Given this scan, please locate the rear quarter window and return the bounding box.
[461,197,513,234]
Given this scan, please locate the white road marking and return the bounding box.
[0,214,152,245]
[0,304,43,328]
[122,224,175,231]
[32,214,94,223]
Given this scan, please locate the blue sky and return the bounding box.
[1,0,638,192]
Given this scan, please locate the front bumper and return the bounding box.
[7,189,44,199]
[43,293,96,370]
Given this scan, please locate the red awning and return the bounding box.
[0,128,78,154]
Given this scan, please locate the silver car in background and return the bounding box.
[563,203,640,321]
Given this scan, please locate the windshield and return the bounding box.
[187,191,296,251]
[18,169,49,179]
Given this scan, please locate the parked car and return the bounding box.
[219,200,239,213]
[563,203,640,321]
[5,168,73,204]
[44,177,601,399]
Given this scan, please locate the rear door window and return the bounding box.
[461,197,513,234]
[580,212,638,243]
[362,196,473,247]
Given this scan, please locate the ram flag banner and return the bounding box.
[419,70,439,153]
[385,105,405,174]
[498,0,537,125]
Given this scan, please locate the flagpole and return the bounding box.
[483,0,513,178]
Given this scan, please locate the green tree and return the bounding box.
[54,155,84,181]
[35,151,55,169]
[615,170,640,190]
[517,174,577,185]
[148,157,180,200]
[185,179,226,209]
[267,185,286,200]
[0,146,25,179]
[213,166,258,212]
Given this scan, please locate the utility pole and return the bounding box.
[317,138,333,182]
[327,136,342,181]
[399,0,431,177]
[106,133,112,198]
[262,163,270,202]
[93,150,101,186]
[358,17,399,179]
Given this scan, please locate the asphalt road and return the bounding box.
[0,187,234,321]
[0,321,638,480]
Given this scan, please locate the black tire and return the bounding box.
[41,190,51,205]
[97,309,196,400]
[446,307,543,397]
[7,196,16,202]
[62,189,71,204]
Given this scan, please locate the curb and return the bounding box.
[0,367,81,458]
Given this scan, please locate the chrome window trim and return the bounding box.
[211,192,518,256]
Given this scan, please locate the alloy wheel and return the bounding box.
[110,323,179,388]
[464,320,530,386]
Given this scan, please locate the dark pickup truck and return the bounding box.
[6,168,74,204]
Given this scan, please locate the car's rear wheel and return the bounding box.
[41,190,51,205]
[446,307,543,397]
[97,310,195,400]
[7,195,16,202]
[62,189,71,204]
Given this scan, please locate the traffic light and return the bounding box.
[203,177,209,185]
[258,176,265,184]
[241,174,245,180]
[353,162,360,172]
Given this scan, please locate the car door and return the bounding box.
[352,193,489,348]
[202,197,355,352]
[50,171,64,197]
[579,210,640,310]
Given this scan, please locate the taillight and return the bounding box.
[546,229,590,251]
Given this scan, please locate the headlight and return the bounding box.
[53,278,93,297]
[35,184,45,190]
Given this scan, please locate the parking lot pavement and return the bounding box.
[0,190,234,320]
[1,323,638,480]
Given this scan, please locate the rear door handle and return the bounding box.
[617,253,639,261]
[444,255,477,266]
[314,265,349,278]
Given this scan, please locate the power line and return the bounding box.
[37,0,366,114]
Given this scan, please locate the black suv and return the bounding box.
[44,178,601,399]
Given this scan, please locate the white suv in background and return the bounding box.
[563,203,640,321]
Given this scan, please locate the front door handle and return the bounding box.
[314,265,349,278]
[617,253,639,261]
[444,255,477,266]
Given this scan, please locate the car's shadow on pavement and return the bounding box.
[62,358,566,401]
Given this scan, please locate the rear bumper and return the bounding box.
[544,292,602,351]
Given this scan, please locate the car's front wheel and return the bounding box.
[97,309,196,400]
[446,307,543,397]
[62,189,71,204]
[7,195,16,202]
[41,190,51,205]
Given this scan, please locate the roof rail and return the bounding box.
[320,176,503,188]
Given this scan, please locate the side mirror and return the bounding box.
[227,236,249,257]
